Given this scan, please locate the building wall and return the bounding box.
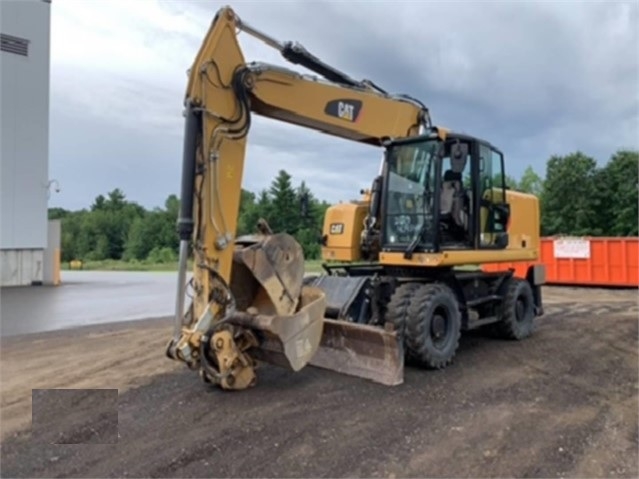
[1,0,51,251]
[0,219,59,287]
[0,249,44,286]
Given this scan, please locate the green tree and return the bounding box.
[105,188,127,210]
[595,149,639,236]
[266,170,299,234]
[541,152,601,236]
[123,217,147,260]
[91,194,106,211]
[91,235,110,261]
[123,195,180,261]
[48,207,69,220]
[165,194,179,219]
[296,227,321,259]
[295,181,324,259]
[238,189,271,235]
[64,189,146,260]
[504,174,517,189]
[58,211,84,261]
[236,189,257,235]
[517,166,544,196]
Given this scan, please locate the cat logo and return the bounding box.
[338,102,355,121]
[329,223,344,235]
[324,99,362,123]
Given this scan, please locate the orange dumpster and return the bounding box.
[482,237,639,288]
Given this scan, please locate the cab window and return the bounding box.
[478,144,509,247]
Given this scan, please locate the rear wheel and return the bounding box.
[405,283,461,369]
[494,278,535,339]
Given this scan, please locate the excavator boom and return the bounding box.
[166,5,430,389]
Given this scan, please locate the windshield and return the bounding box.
[383,139,440,249]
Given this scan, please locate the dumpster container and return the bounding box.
[482,237,639,287]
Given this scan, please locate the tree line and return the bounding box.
[48,170,331,263]
[504,149,637,237]
[49,149,638,263]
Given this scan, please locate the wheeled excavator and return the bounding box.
[165,5,546,390]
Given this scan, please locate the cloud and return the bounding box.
[48,0,638,211]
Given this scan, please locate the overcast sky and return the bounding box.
[48,0,638,211]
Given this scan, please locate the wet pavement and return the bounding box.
[0,271,186,337]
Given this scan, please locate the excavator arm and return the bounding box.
[165,5,430,390]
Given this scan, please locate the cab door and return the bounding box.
[476,142,510,249]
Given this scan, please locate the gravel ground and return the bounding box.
[0,286,637,478]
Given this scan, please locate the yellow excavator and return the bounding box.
[165,5,546,390]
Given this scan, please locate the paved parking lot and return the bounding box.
[0,271,181,337]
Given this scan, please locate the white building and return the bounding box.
[1,0,59,287]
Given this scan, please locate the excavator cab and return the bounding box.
[381,130,511,257]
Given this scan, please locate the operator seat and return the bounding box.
[440,141,471,244]
[440,170,468,230]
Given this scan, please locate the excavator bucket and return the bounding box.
[228,232,326,371]
[225,285,327,371]
[228,231,404,386]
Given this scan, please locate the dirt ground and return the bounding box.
[1,286,637,478]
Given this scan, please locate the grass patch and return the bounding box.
[63,259,328,274]
[304,260,325,274]
[62,259,188,272]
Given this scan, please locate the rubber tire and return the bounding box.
[405,283,461,369]
[385,282,421,360]
[494,278,535,340]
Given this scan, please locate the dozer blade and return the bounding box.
[308,319,404,386]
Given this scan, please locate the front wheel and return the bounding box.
[405,283,461,369]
